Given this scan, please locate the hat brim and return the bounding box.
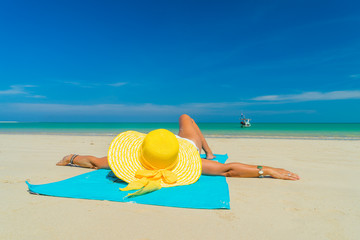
[108,131,202,187]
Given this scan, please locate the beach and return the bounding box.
[1,133,359,240]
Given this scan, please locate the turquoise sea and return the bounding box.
[1,122,360,140]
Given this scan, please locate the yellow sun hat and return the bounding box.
[107,129,202,197]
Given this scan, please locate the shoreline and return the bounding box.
[1,132,360,141]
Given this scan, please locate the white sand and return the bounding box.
[0,134,359,240]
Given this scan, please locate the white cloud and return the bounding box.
[63,81,82,86]
[62,81,128,88]
[247,110,316,115]
[1,101,251,119]
[185,101,249,109]
[0,85,46,99]
[28,95,47,99]
[62,81,96,88]
[0,85,36,95]
[350,74,360,79]
[108,82,127,87]
[0,101,316,121]
[252,90,360,102]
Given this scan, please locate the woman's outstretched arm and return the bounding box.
[201,159,300,180]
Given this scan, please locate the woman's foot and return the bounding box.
[56,154,105,169]
[56,154,76,166]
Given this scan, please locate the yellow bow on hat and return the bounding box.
[120,169,178,197]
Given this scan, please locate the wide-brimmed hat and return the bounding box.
[108,129,202,197]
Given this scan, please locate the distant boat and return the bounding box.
[240,113,251,128]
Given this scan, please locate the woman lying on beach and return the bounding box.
[57,114,300,181]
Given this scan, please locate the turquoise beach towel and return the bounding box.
[26,154,230,209]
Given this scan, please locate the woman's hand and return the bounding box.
[266,167,300,180]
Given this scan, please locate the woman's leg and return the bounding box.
[177,114,215,159]
[201,158,300,180]
[56,154,109,169]
[178,115,300,180]
[177,115,247,176]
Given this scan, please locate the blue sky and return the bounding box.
[1,0,359,122]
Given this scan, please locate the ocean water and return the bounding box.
[1,122,360,140]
